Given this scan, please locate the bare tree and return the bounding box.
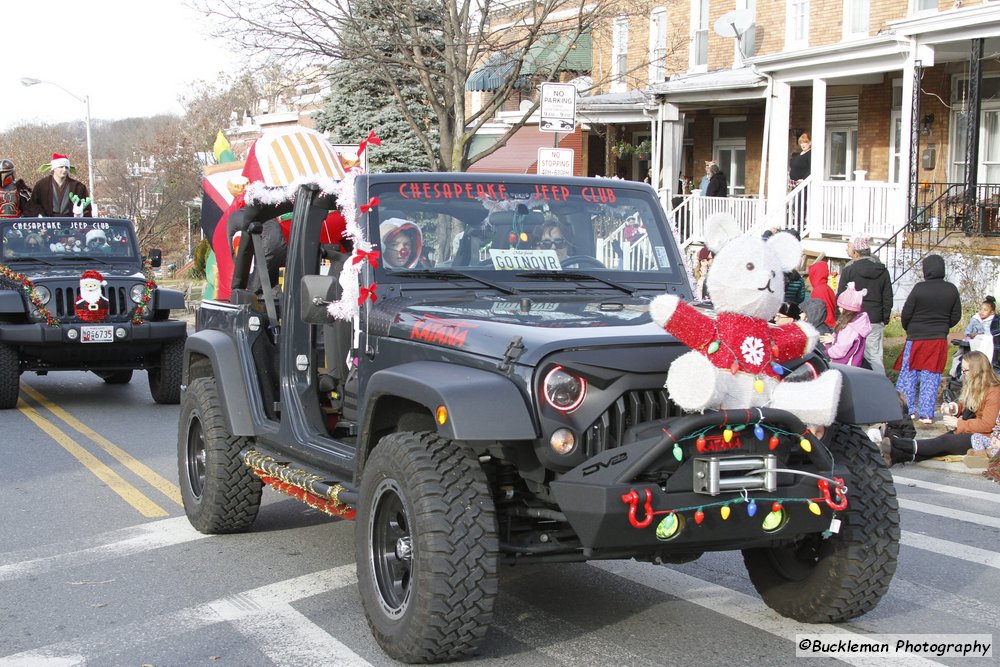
[195,0,628,171]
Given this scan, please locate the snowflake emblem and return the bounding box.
[740,336,765,366]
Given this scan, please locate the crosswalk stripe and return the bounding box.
[0,566,358,666]
[893,475,1000,503]
[899,498,1000,529]
[231,604,371,667]
[0,517,206,582]
[591,560,946,667]
[899,532,1000,570]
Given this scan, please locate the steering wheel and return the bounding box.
[561,255,606,269]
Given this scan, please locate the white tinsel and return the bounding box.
[326,172,373,321]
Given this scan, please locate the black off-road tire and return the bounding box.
[356,431,498,663]
[0,343,19,409]
[742,422,899,622]
[149,338,185,404]
[99,370,134,384]
[177,377,262,534]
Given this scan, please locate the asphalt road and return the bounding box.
[1,371,998,666]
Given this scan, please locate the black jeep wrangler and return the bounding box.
[178,174,901,663]
[0,217,187,408]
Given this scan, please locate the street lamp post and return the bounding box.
[20,77,95,203]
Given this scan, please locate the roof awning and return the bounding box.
[465,32,592,92]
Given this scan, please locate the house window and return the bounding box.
[715,117,747,196]
[649,8,668,83]
[785,0,809,50]
[737,0,756,62]
[612,17,629,92]
[690,0,709,71]
[843,0,869,39]
[912,0,937,12]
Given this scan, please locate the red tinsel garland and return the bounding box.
[131,259,157,325]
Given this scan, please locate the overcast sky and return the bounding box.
[4,1,241,132]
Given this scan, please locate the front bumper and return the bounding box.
[549,408,849,551]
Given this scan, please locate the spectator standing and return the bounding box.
[705,163,728,197]
[694,247,713,301]
[893,254,961,423]
[837,235,892,374]
[698,161,713,196]
[820,282,871,366]
[27,153,91,217]
[807,259,838,329]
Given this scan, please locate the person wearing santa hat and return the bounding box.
[74,269,109,323]
[26,153,92,217]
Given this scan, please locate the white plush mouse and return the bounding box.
[650,213,842,425]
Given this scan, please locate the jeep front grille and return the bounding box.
[52,285,131,320]
[583,389,681,457]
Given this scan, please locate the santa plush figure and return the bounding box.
[75,270,109,322]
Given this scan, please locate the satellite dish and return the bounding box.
[713,8,754,39]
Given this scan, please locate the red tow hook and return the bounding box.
[621,488,654,528]
[818,477,848,511]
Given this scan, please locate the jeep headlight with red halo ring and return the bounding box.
[542,365,587,413]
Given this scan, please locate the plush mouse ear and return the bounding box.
[703,213,741,252]
[765,230,803,272]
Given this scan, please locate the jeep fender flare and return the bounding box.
[154,288,186,311]
[835,364,903,424]
[362,361,537,442]
[183,329,254,435]
[0,291,26,315]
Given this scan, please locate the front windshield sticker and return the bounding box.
[489,248,561,271]
[9,220,110,232]
[654,246,671,268]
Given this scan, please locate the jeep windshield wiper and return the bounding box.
[5,256,53,265]
[62,255,112,265]
[515,271,636,296]
[392,269,519,295]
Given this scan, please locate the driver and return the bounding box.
[380,218,423,269]
[537,221,573,262]
[85,229,111,252]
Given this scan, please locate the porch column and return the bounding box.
[809,78,827,239]
[659,103,682,207]
[767,80,791,217]
[899,42,933,231]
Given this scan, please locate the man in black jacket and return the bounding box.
[837,235,893,374]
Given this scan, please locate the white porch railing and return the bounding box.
[597,223,657,270]
[669,195,764,248]
[667,176,903,248]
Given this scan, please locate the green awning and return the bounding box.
[465,31,591,92]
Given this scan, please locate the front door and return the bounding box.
[715,146,746,196]
[826,127,858,181]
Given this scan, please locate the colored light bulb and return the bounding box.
[771,501,783,513]
[720,505,731,520]
[707,340,720,354]
[694,508,705,525]
[747,499,757,517]
[696,436,706,450]
[769,436,780,451]
[771,362,784,376]
[723,428,733,442]
[753,378,765,394]
[754,425,765,440]
[672,443,683,461]
[800,438,812,452]
[808,501,822,515]
[656,513,679,540]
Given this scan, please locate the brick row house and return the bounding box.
[467,1,1000,275]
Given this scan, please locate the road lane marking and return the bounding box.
[0,565,361,666]
[893,475,1000,503]
[592,560,946,667]
[0,517,205,582]
[15,398,167,518]
[231,604,371,667]
[20,383,182,506]
[899,498,1000,529]
[899,532,1000,570]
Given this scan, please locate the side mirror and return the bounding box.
[300,274,339,324]
[147,248,162,268]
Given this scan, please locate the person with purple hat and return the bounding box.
[837,235,892,374]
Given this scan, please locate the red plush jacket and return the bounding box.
[663,301,810,379]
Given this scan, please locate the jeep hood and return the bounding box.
[380,294,686,365]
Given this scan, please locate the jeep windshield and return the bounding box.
[1,218,139,261]
[366,175,687,290]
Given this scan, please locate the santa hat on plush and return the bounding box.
[836,281,867,312]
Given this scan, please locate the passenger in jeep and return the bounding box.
[380,219,423,268]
